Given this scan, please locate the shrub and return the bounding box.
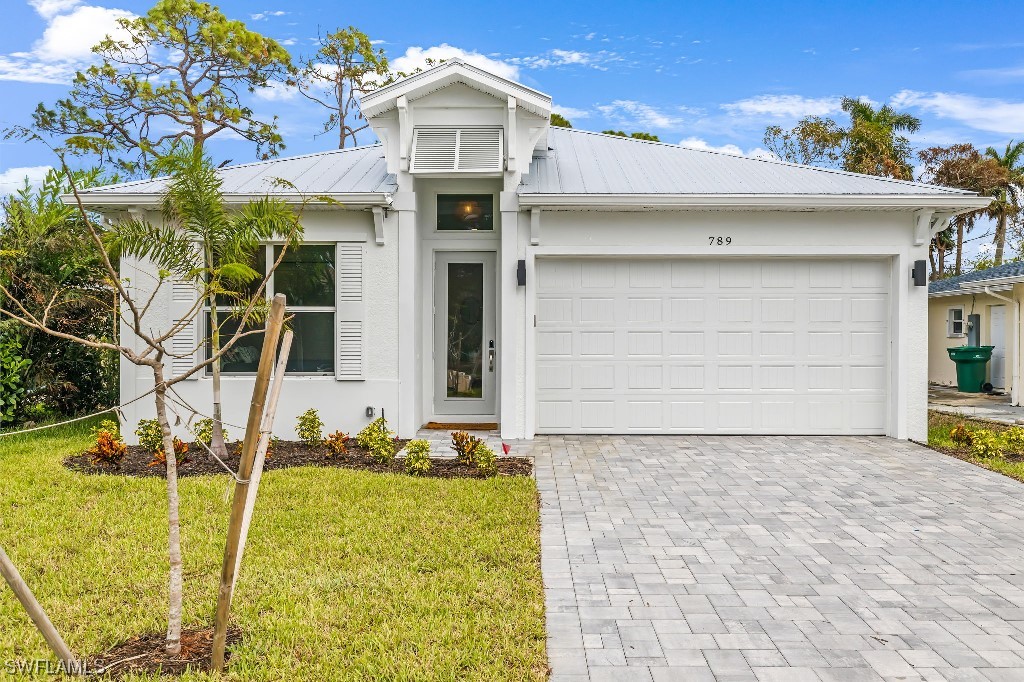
[135,419,164,453]
[148,437,190,467]
[193,417,229,446]
[474,442,497,477]
[451,430,484,464]
[970,429,1004,459]
[357,417,396,463]
[1003,427,1024,452]
[950,423,974,447]
[0,325,31,426]
[87,424,127,465]
[296,408,325,447]
[325,430,350,457]
[404,439,432,476]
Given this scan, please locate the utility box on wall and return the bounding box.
[967,313,981,346]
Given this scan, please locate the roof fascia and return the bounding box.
[62,192,394,209]
[516,193,993,211]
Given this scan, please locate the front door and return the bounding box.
[990,305,1006,388]
[433,252,497,416]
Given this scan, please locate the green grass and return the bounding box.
[0,419,546,680]
[927,410,1024,484]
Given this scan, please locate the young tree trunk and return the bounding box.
[929,243,937,279]
[994,212,1008,266]
[955,221,965,276]
[152,365,183,655]
[208,295,228,459]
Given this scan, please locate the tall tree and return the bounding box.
[763,98,921,179]
[31,0,293,175]
[984,140,1024,266]
[918,144,1006,276]
[550,113,573,128]
[0,140,304,654]
[841,98,921,179]
[296,27,390,149]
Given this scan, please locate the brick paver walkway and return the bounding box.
[531,435,1024,681]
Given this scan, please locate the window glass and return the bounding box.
[437,194,494,231]
[286,312,335,373]
[208,314,264,374]
[273,245,336,306]
[214,248,266,307]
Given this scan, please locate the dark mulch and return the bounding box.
[87,626,240,679]
[65,440,534,479]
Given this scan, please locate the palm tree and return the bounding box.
[841,98,921,179]
[985,141,1024,266]
[109,145,301,460]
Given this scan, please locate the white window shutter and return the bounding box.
[168,278,200,380]
[336,243,364,380]
[410,127,503,173]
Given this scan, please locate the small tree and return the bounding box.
[0,138,304,654]
[296,27,390,149]
[602,130,660,141]
[31,0,293,175]
[550,113,573,128]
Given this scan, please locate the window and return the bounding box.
[206,244,336,375]
[947,308,965,337]
[437,194,494,231]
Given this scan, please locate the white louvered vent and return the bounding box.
[169,277,199,380]
[170,319,197,377]
[411,127,503,173]
[336,244,364,380]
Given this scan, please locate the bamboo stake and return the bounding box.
[231,329,293,593]
[0,545,78,672]
[211,294,287,670]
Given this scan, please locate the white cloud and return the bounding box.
[253,80,297,102]
[891,90,1024,134]
[722,94,841,119]
[250,10,287,20]
[679,137,775,160]
[278,38,297,46]
[552,105,590,120]
[0,166,53,196]
[596,100,687,130]
[508,49,619,71]
[388,44,519,81]
[0,2,133,84]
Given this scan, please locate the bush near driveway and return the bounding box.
[0,420,546,681]
[928,410,1024,484]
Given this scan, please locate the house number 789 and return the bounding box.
[708,236,732,245]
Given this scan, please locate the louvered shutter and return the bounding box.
[336,243,364,380]
[168,277,200,380]
[410,127,503,173]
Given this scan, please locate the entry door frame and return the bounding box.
[432,250,498,417]
[990,304,1007,388]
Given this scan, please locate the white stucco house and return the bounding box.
[74,60,990,443]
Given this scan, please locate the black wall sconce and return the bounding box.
[517,259,526,286]
[912,259,927,286]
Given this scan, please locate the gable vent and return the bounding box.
[411,127,503,173]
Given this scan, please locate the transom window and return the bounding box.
[206,244,336,375]
[437,194,494,231]
[947,307,965,338]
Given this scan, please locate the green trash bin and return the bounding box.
[946,345,995,392]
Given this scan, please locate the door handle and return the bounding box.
[488,340,495,372]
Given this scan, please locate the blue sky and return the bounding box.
[1,0,1023,253]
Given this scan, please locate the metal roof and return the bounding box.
[75,144,396,202]
[929,261,1024,294]
[521,128,975,197]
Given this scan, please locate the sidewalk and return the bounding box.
[928,383,1024,425]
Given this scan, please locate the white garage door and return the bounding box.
[535,258,890,434]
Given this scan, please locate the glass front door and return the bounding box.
[433,252,496,415]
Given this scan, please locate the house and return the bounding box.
[73,60,990,442]
[928,262,1024,405]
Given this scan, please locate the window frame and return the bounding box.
[204,242,337,377]
[947,307,965,338]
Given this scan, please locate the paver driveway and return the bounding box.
[531,435,1024,681]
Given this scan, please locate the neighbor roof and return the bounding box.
[72,145,396,206]
[929,261,1024,294]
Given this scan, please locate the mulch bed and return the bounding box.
[87,626,240,679]
[64,440,534,479]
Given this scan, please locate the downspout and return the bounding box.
[984,286,1020,406]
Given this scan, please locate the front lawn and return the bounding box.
[0,420,546,680]
[927,410,1024,484]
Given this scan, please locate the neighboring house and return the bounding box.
[929,262,1024,404]
[73,60,989,442]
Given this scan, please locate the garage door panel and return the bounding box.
[536,258,889,434]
